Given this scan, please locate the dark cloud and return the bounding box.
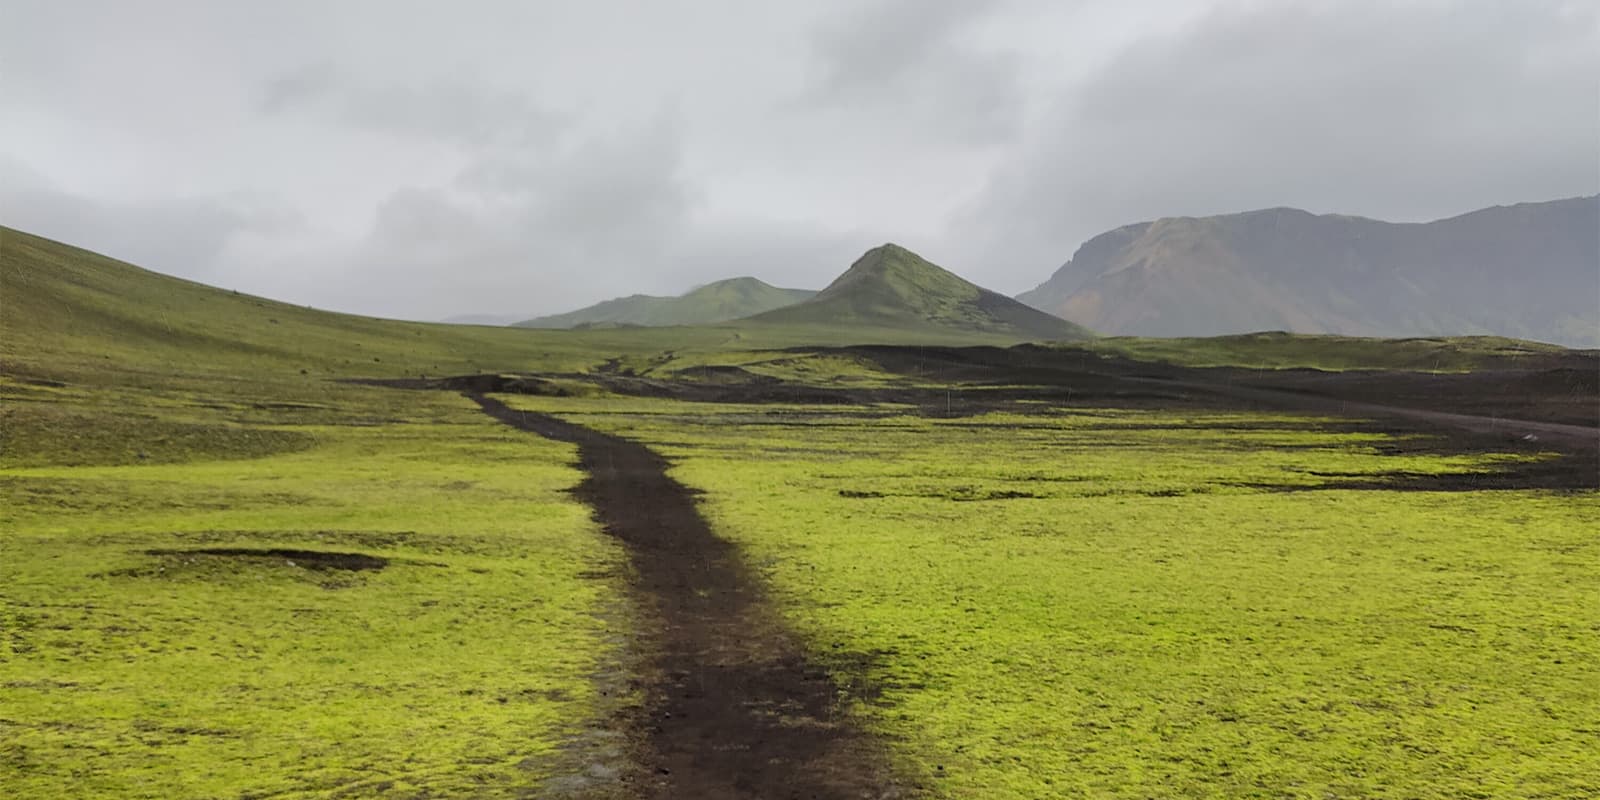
[960,0,1600,290]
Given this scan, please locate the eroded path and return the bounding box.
[469,394,904,800]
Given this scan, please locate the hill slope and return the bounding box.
[0,229,1053,383]
[0,226,699,378]
[1018,196,1600,346]
[517,277,814,328]
[748,244,1092,341]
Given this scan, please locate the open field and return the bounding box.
[4,228,1598,798]
[6,351,1597,797]
[1,376,632,798]
[504,394,1600,798]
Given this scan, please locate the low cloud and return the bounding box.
[800,0,1024,145]
[236,114,863,320]
[0,157,301,289]
[258,64,568,150]
[3,1,1592,316]
[958,0,1600,290]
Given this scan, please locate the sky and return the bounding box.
[2,0,1596,321]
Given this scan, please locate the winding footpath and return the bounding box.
[469,394,903,800]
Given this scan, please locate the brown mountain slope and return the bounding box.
[1017,196,1599,346]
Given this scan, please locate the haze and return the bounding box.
[1,0,1595,321]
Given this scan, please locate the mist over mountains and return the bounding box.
[490,195,1596,348]
[1017,196,1599,347]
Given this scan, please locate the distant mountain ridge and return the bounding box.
[749,243,1091,340]
[1018,196,1600,347]
[516,277,814,329]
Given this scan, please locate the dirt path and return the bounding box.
[1130,377,1600,452]
[469,394,905,800]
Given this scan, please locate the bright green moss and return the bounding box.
[509,397,1600,799]
[1,385,629,799]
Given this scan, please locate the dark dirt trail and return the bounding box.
[469,394,905,800]
[1126,377,1600,451]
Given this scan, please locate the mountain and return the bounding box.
[516,277,814,329]
[747,243,1092,341]
[1017,196,1600,347]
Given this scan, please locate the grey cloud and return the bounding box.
[258,63,567,149]
[0,156,300,287]
[811,0,994,90]
[284,113,856,320]
[801,0,1023,144]
[284,118,688,317]
[257,63,338,113]
[3,0,1592,321]
[958,0,1600,291]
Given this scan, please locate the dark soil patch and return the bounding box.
[469,394,906,800]
[952,489,1040,501]
[1236,461,1598,493]
[838,489,887,498]
[143,548,389,571]
[670,365,781,385]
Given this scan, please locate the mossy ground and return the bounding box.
[508,395,1599,799]
[6,226,1596,798]
[1,375,630,799]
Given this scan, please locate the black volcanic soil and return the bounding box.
[469,394,906,800]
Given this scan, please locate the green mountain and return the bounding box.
[1017,196,1600,347]
[516,277,815,329]
[747,243,1092,341]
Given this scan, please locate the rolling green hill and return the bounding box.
[516,277,815,329]
[0,229,1061,387]
[748,243,1092,341]
[1017,196,1600,346]
[9,225,1579,390]
[0,226,694,380]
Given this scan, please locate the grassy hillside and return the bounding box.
[0,227,703,380]
[1018,197,1600,346]
[750,244,1092,341]
[7,227,1585,389]
[0,228,1078,392]
[517,277,815,329]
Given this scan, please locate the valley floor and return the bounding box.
[3,347,1596,799]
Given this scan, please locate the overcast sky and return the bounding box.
[2,0,1596,320]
